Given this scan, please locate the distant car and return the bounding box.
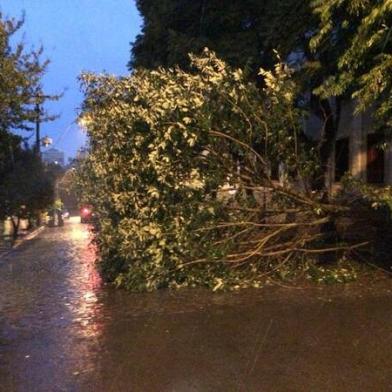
[80,206,94,223]
[62,209,70,219]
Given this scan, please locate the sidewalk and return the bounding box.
[0,219,45,259]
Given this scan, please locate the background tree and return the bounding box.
[259,0,368,190]
[130,0,268,72]
[0,146,54,237]
[311,0,392,129]
[0,13,59,136]
[0,12,60,231]
[0,12,61,159]
[0,129,21,177]
[56,168,79,213]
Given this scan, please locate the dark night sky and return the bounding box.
[0,1,141,161]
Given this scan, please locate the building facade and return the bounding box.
[333,101,392,186]
[42,148,65,166]
[306,100,392,188]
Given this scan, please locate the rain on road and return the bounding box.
[1,217,392,391]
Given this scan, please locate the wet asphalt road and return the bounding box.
[1,218,392,392]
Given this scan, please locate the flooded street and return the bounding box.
[1,218,392,391]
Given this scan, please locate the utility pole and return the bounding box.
[35,101,41,156]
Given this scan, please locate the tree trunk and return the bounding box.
[311,96,342,193]
[310,96,342,263]
[26,217,33,230]
[11,216,20,239]
[36,211,42,226]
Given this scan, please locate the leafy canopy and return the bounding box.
[130,0,269,72]
[0,146,54,223]
[76,50,340,292]
[311,0,392,127]
[0,12,59,224]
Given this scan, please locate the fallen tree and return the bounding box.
[76,50,378,291]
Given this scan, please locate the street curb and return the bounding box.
[0,225,45,261]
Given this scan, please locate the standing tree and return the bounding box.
[0,12,60,230]
[0,13,56,134]
[130,0,268,72]
[0,147,54,237]
[259,0,368,191]
[310,0,392,129]
[0,12,60,151]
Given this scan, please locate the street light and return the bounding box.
[33,92,50,155]
[31,89,62,155]
[34,99,42,155]
[41,136,53,147]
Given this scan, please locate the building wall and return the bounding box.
[304,99,392,186]
[334,101,392,185]
[42,148,65,166]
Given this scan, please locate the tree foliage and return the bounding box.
[130,0,319,74]
[130,0,269,72]
[76,50,360,291]
[311,0,392,128]
[0,146,54,236]
[129,0,360,189]
[71,1,392,292]
[0,12,58,133]
[0,12,59,229]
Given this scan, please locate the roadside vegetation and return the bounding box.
[0,13,59,237]
[76,51,391,291]
[75,0,392,291]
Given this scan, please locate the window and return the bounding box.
[367,133,384,184]
[335,137,349,182]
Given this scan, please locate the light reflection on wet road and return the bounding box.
[1,218,392,391]
[0,218,103,391]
